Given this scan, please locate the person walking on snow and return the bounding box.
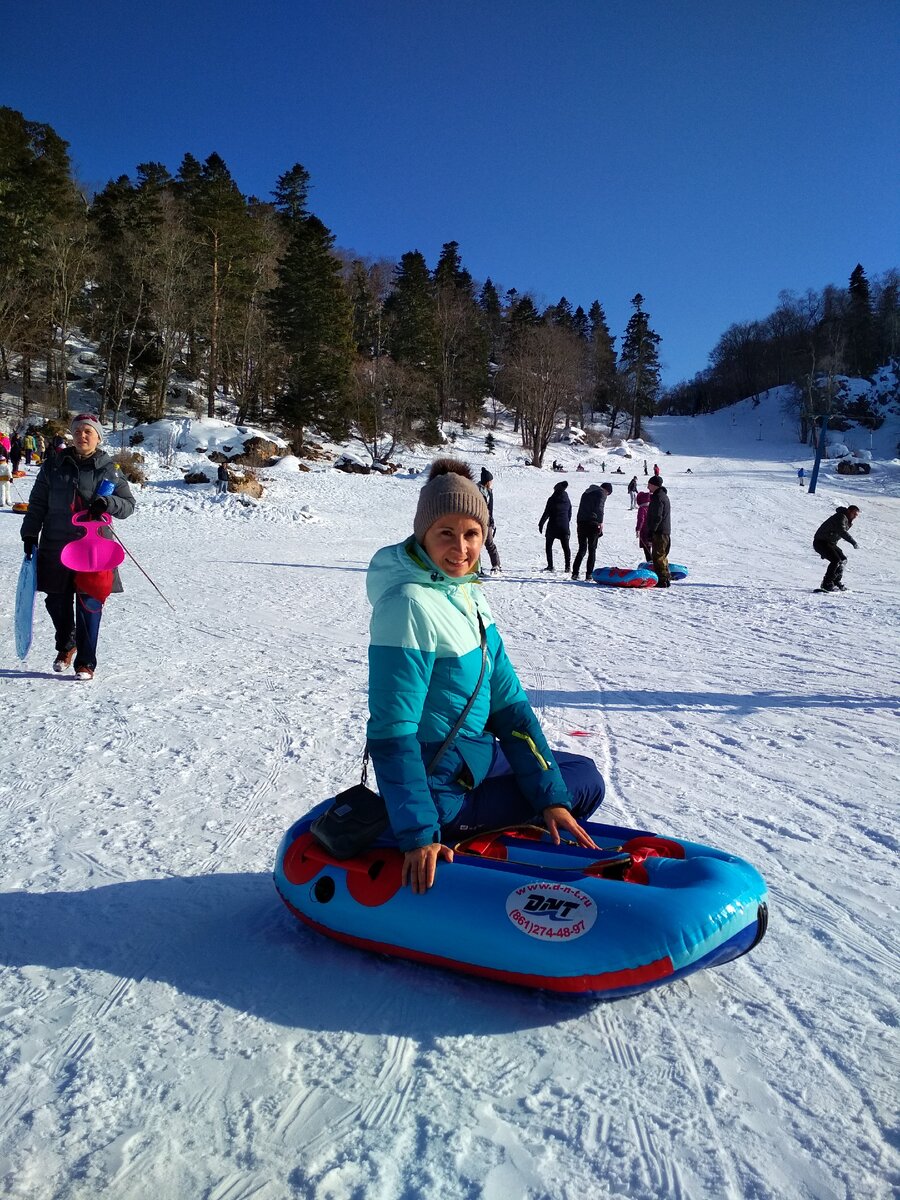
[627,475,638,509]
[646,476,671,588]
[571,482,612,581]
[653,463,660,478]
[813,505,859,592]
[216,461,229,495]
[477,467,501,574]
[797,467,805,488]
[538,480,571,572]
[20,413,136,681]
[10,434,22,475]
[22,432,36,464]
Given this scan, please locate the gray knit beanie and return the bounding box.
[413,458,489,545]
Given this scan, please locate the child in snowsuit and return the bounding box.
[538,481,572,572]
[0,456,11,506]
[813,506,859,591]
[635,491,652,561]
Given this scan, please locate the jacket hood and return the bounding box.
[636,491,651,504]
[367,537,479,608]
[553,480,568,492]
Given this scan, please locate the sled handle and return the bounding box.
[71,511,113,528]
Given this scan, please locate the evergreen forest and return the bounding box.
[2,107,897,464]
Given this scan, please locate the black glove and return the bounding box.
[88,496,108,518]
[22,536,38,559]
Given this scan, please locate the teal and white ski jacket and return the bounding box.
[366,537,572,851]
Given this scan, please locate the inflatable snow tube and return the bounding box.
[592,566,657,588]
[640,562,689,580]
[274,810,769,999]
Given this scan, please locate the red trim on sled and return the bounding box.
[277,893,674,995]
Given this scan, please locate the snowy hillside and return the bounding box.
[1,402,898,1200]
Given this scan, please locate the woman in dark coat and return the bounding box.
[20,413,135,680]
[538,480,571,572]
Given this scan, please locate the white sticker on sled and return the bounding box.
[506,881,597,941]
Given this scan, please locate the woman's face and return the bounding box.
[73,425,101,456]
[423,515,484,577]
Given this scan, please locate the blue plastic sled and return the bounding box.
[640,562,689,580]
[15,554,37,660]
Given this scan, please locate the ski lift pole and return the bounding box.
[111,529,177,612]
[807,415,828,495]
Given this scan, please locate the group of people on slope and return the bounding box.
[537,474,672,586]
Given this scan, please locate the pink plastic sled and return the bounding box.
[60,513,126,572]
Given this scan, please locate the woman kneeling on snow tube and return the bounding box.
[366,458,605,894]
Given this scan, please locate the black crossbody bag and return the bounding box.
[311,614,487,859]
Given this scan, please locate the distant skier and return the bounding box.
[538,481,571,572]
[813,505,859,592]
[627,475,638,509]
[797,467,805,488]
[571,482,612,581]
[646,476,671,588]
[478,467,501,575]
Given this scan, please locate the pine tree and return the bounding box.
[588,300,617,420]
[485,432,496,454]
[432,241,489,425]
[619,294,662,440]
[267,164,355,446]
[846,263,876,377]
[177,152,257,417]
[384,251,440,439]
[0,107,80,411]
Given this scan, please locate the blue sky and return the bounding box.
[4,0,898,383]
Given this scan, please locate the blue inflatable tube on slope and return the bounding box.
[273,807,769,999]
[640,562,689,580]
[592,566,657,588]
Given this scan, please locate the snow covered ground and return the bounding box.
[1,398,899,1200]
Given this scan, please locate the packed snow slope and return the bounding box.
[1,398,898,1200]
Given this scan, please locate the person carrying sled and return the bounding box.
[571,481,612,581]
[366,458,605,894]
[477,467,501,574]
[646,476,671,588]
[538,480,572,572]
[813,505,859,592]
[20,413,135,681]
[627,475,638,509]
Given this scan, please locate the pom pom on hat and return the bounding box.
[413,458,489,545]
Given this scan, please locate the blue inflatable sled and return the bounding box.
[274,809,768,999]
[592,566,657,588]
[640,562,689,580]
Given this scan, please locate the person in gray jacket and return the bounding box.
[20,413,135,680]
[813,505,859,592]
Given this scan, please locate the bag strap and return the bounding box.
[426,612,488,774]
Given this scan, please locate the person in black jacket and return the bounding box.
[813,505,859,591]
[646,476,671,588]
[20,413,136,680]
[477,467,501,574]
[538,480,571,572]
[571,482,612,580]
